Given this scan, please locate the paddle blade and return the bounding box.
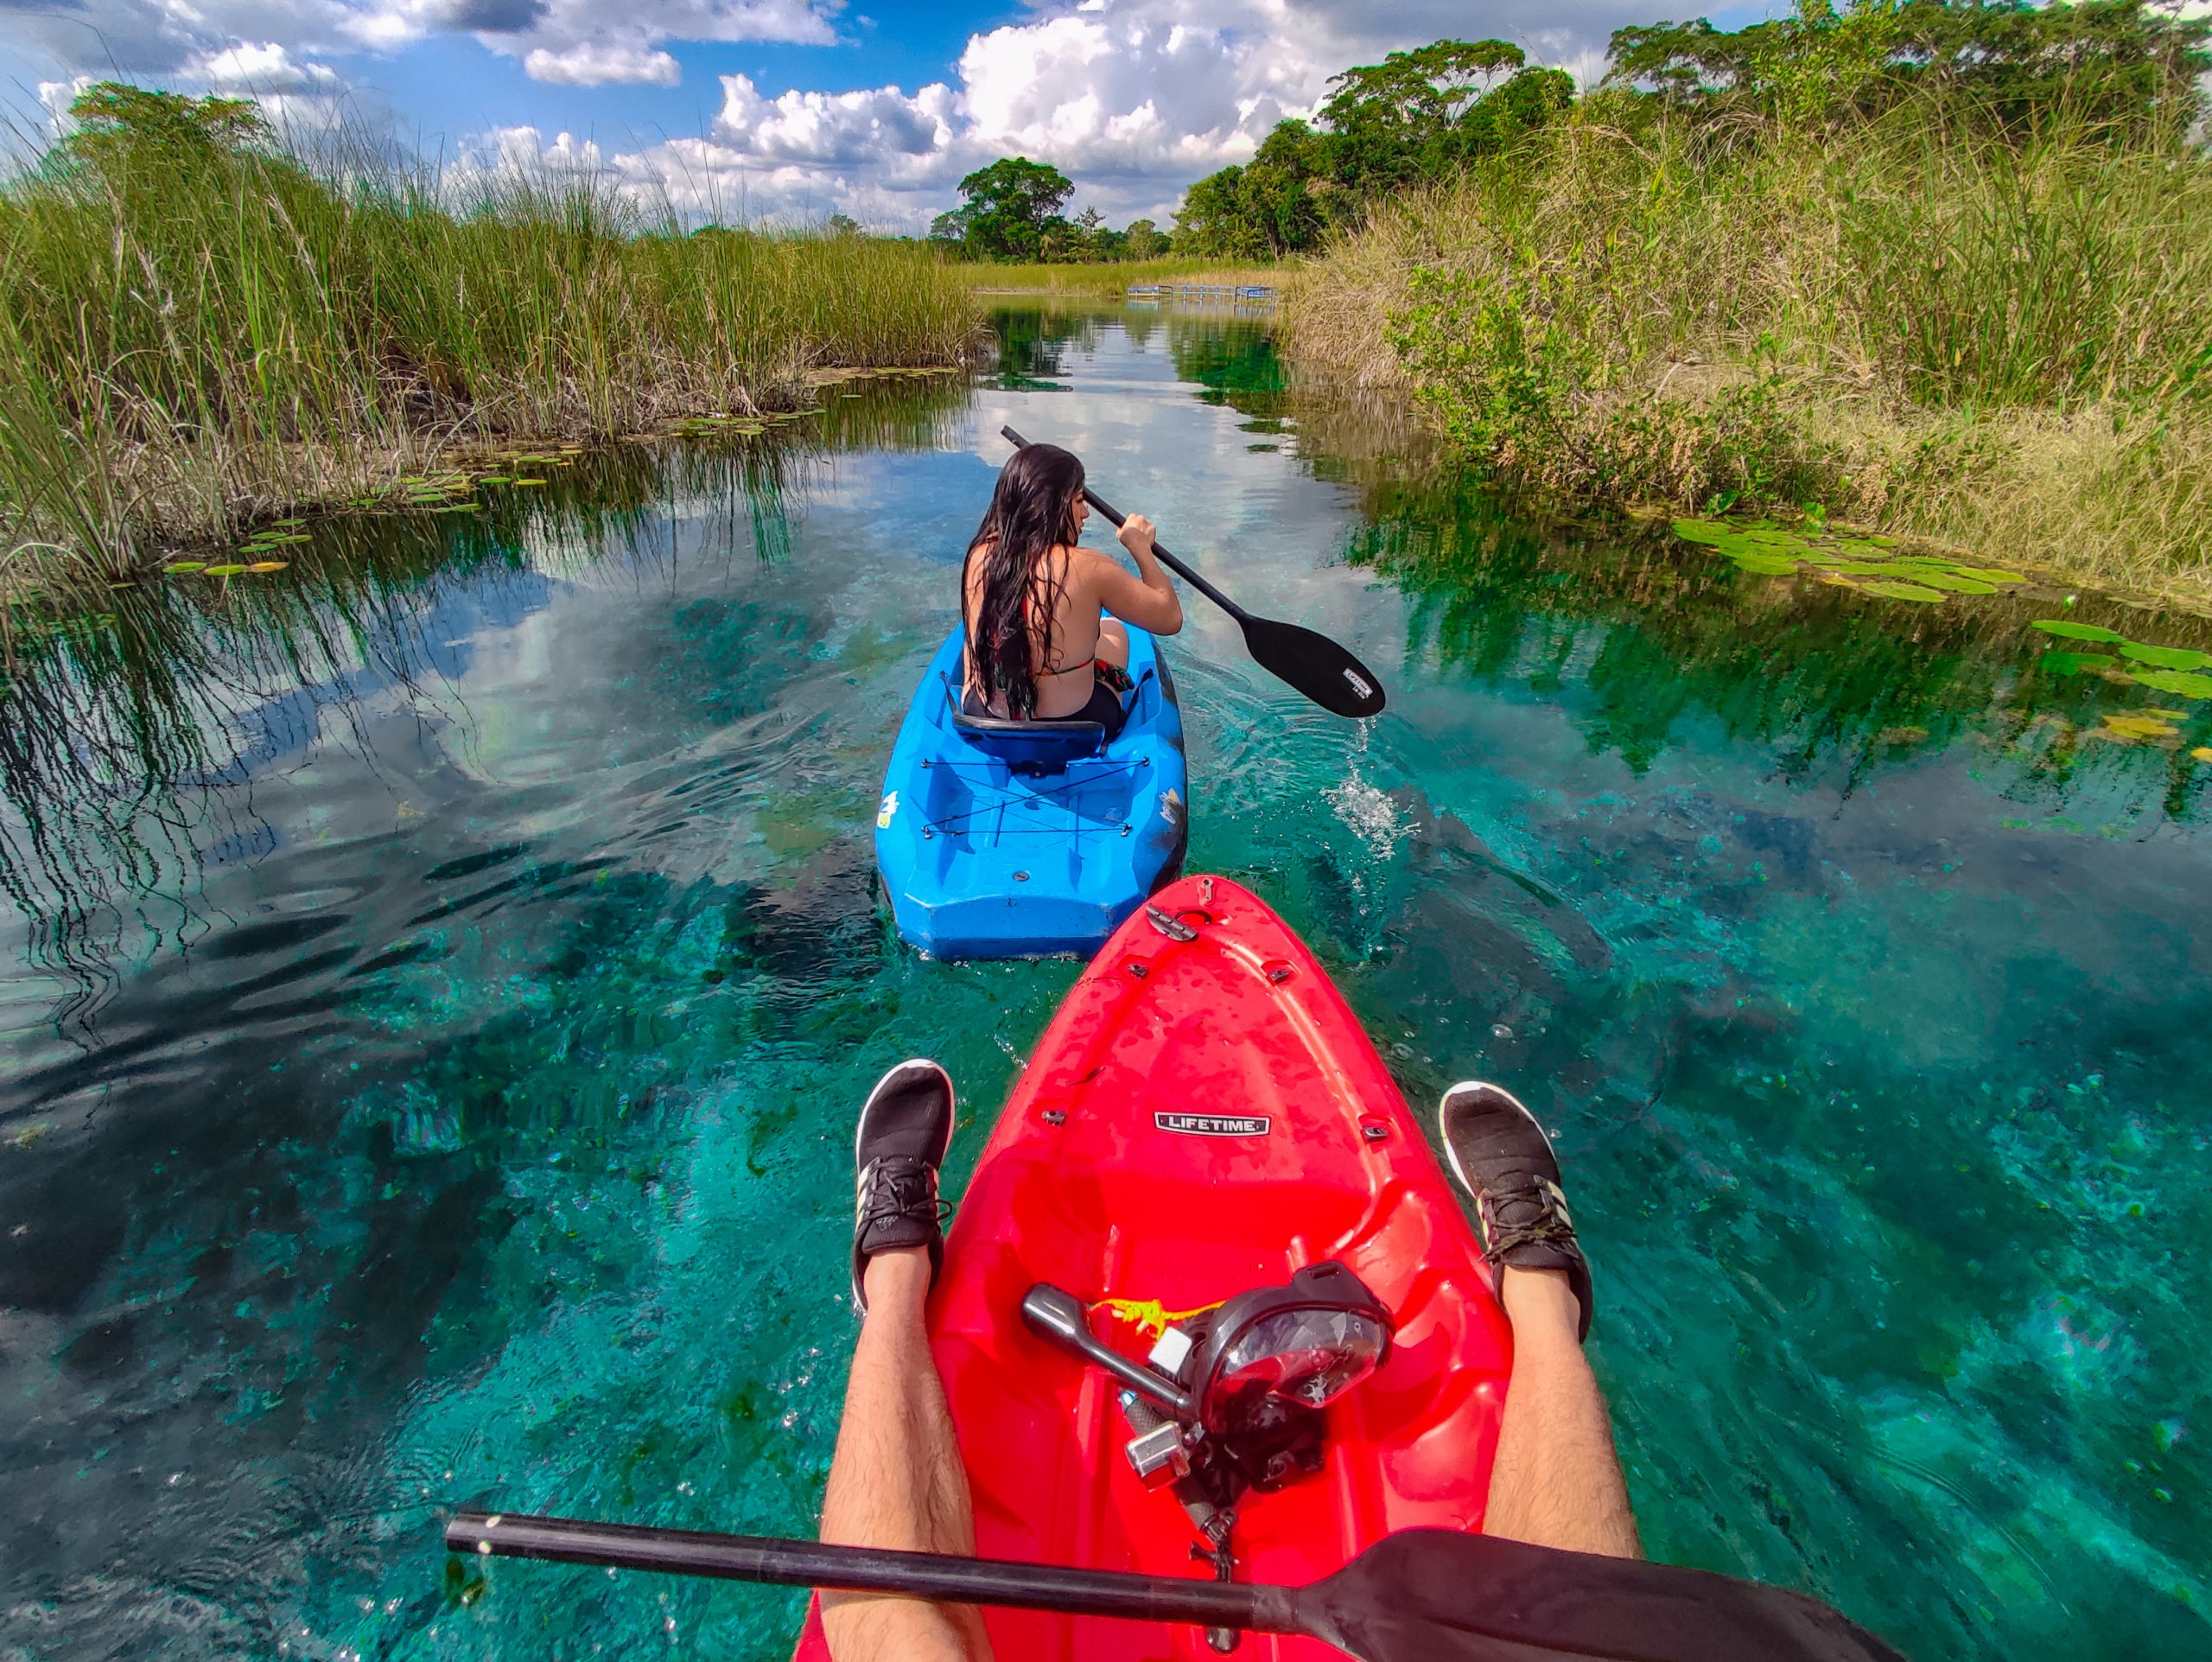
[1293,1531,1907,1662]
[1240,615,1387,717]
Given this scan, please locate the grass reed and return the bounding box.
[0,111,978,602]
[1284,93,2212,602]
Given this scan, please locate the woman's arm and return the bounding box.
[1084,513,1183,636]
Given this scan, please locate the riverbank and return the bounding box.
[958,258,1287,296]
[0,92,978,604]
[1283,102,2212,608]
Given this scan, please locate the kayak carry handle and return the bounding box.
[1021,1284,1195,1418]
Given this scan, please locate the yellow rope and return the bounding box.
[1088,1296,1223,1338]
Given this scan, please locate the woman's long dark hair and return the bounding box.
[964,443,1085,717]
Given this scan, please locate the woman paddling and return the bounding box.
[961,443,1181,742]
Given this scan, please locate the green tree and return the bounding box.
[1605,0,2209,133]
[1319,39,1530,194]
[63,82,270,175]
[955,156,1077,261]
[1173,120,1332,258]
[1173,41,1572,256]
[1125,218,1167,258]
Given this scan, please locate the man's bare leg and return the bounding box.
[1484,1265,1643,1557]
[820,1245,993,1662]
[1437,1080,1642,1560]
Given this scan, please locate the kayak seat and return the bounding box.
[942,672,1106,773]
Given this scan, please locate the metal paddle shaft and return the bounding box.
[447,1512,1908,1662]
[446,1511,1287,1632]
[1000,425,1388,718]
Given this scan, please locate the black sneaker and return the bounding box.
[851,1059,957,1313]
[1438,1081,1594,1342]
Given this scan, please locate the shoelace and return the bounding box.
[1476,1175,1578,1266]
[856,1156,955,1235]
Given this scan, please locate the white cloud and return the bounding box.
[711,74,956,165]
[3,0,839,91]
[524,41,681,84]
[8,0,1678,228]
[183,41,345,93]
[615,0,1662,230]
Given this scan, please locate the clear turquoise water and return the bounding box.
[3,306,2209,1660]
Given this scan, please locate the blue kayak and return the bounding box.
[874,626,1188,958]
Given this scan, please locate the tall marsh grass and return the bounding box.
[0,110,977,593]
[1286,96,2212,600]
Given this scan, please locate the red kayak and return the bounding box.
[795,874,1512,1659]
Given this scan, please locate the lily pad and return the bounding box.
[513,478,548,487]
[1730,554,1800,575]
[2041,652,2120,675]
[2118,642,2212,672]
[479,476,513,485]
[2132,668,2212,699]
[245,561,289,573]
[2194,747,2212,763]
[1864,581,1946,603]
[2103,715,2178,738]
[1944,565,2026,583]
[203,564,248,576]
[2031,620,2125,642]
[163,562,207,575]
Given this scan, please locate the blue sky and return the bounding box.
[0,0,1788,231]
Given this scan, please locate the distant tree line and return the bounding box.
[927,158,1167,263]
[1608,0,2207,131]
[923,2,2208,264]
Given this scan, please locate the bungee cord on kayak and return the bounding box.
[912,757,1151,840]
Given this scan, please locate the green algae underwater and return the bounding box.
[1,308,2208,1661]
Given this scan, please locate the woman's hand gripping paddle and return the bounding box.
[448,1510,1907,1662]
[1001,425,1387,718]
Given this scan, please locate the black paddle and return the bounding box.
[1001,425,1388,718]
[447,1510,1905,1662]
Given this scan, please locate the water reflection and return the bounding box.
[1344,471,2212,812]
[0,381,967,1036]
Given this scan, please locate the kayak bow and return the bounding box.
[797,873,1512,1659]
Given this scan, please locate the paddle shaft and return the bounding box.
[1001,425,1247,621]
[447,1512,1297,1634]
